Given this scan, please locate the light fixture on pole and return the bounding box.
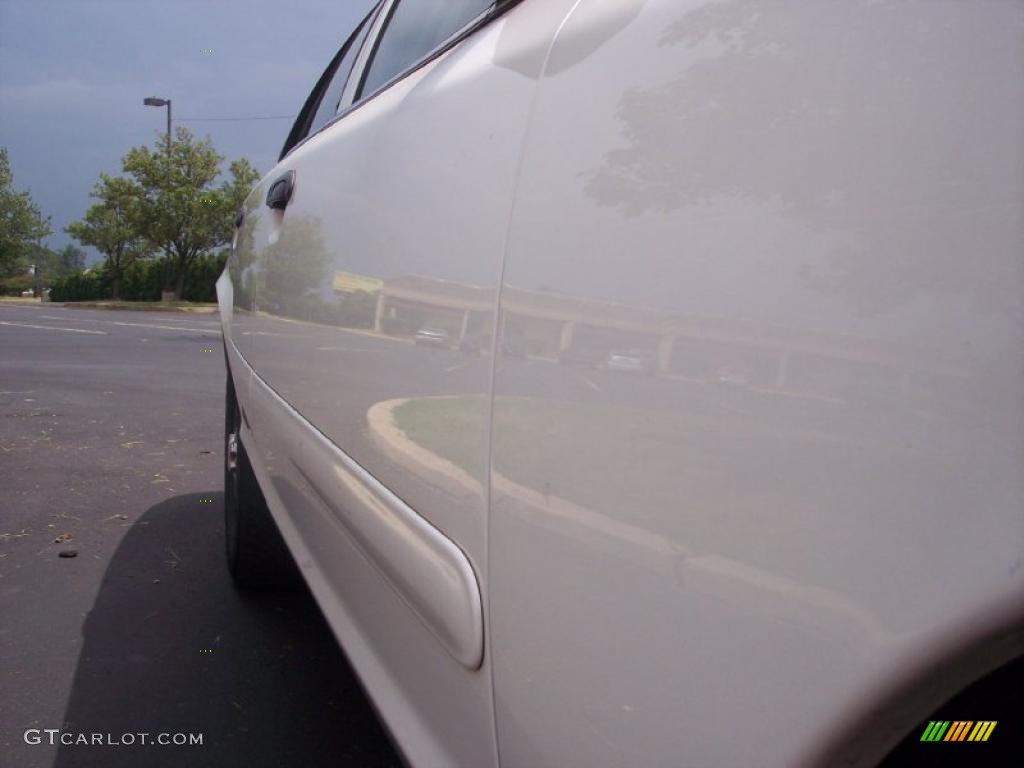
[143,97,172,154]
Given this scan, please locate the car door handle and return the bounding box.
[265,171,295,210]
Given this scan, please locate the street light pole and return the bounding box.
[144,96,173,299]
[33,232,41,299]
[143,96,172,154]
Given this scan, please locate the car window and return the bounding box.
[358,0,495,99]
[280,8,376,159]
[308,15,374,136]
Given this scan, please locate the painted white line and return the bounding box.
[43,314,213,326]
[238,330,296,337]
[110,321,218,334]
[0,320,106,335]
[40,314,127,324]
[582,376,602,393]
[40,314,219,334]
[445,362,470,373]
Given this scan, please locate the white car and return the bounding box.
[218,1,1024,766]
[604,350,654,375]
[413,325,451,348]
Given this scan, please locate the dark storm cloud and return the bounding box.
[0,0,376,255]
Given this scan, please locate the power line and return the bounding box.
[175,114,296,122]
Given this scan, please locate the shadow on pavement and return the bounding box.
[52,492,400,768]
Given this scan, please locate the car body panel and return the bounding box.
[238,352,470,766]
[247,354,484,670]
[216,268,250,408]
[238,47,506,768]
[221,1,585,765]
[488,0,1024,766]
[218,1,1024,766]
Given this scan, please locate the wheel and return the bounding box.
[224,372,298,591]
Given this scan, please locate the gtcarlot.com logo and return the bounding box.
[24,729,203,746]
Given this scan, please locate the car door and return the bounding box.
[489,1,1024,766]
[226,5,378,372]
[233,1,585,764]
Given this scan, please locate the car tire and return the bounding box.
[224,372,298,591]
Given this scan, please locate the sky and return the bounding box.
[0,0,377,258]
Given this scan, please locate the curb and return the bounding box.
[366,398,484,500]
[365,396,886,645]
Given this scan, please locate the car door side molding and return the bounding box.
[247,364,485,670]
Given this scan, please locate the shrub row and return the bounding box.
[49,253,228,303]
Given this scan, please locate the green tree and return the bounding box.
[65,176,150,300]
[0,147,51,284]
[122,128,259,300]
[24,243,88,295]
[19,243,89,295]
[26,241,57,297]
[52,243,87,276]
[255,215,329,320]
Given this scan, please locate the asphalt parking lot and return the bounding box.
[0,302,399,768]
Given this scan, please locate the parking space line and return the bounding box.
[0,320,107,335]
[38,314,219,334]
[110,321,218,334]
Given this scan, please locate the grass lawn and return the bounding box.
[393,396,489,480]
[392,394,716,542]
[389,392,964,603]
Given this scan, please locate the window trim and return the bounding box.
[279,0,523,161]
[354,0,499,104]
[278,3,382,161]
[339,0,398,109]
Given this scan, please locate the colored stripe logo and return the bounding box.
[920,721,996,742]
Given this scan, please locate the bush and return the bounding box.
[0,273,36,296]
[49,269,109,302]
[181,251,228,303]
[48,252,228,303]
